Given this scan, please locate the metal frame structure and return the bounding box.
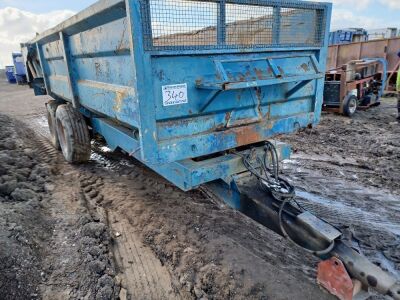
[327,37,400,91]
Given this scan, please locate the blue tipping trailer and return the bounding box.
[5,66,16,84]
[21,1,400,298]
[12,52,27,84]
[22,0,330,189]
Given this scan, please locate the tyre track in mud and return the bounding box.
[3,79,179,299]
[79,171,178,299]
[22,112,177,299]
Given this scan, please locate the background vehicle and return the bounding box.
[323,58,387,117]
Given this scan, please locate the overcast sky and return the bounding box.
[0,0,399,68]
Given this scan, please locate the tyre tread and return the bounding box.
[55,104,90,163]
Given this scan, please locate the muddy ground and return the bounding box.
[0,79,399,300]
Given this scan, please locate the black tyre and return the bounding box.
[55,104,91,163]
[46,100,60,150]
[343,95,358,117]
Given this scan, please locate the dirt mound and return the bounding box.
[0,115,50,299]
[0,114,119,299]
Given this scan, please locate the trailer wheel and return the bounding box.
[55,104,91,163]
[46,100,61,150]
[343,95,358,117]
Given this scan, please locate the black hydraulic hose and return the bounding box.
[278,197,335,256]
[236,141,336,256]
[264,141,279,178]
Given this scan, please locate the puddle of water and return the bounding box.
[30,116,50,140]
[100,146,112,153]
[90,144,136,171]
[296,190,400,281]
[296,190,400,237]
[36,116,47,128]
[374,252,400,280]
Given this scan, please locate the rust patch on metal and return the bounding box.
[113,90,128,113]
[95,62,101,76]
[225,111,232,123]
[115,18,128,54]
[300,63,310,72]
[255,87,262,100]
[234,126,261,146]
[237,72,246,82]
[254,68,263,79]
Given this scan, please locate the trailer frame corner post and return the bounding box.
[35,42,51,96]
[217,0,226,45]
[59,31,80,109]
[314,3,332,124]
[125,0,159,163]
[272,5,281,45]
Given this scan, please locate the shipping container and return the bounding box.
[368,28,398,41]
[328,28,368,45]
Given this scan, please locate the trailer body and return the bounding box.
[22,0,331,190]
[5,66,16,84]
[12,52,27,84]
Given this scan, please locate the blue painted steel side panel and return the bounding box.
[12,53,26,76]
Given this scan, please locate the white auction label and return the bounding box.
[162,83,188,106]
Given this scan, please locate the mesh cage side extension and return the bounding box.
[140,0,328,51]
